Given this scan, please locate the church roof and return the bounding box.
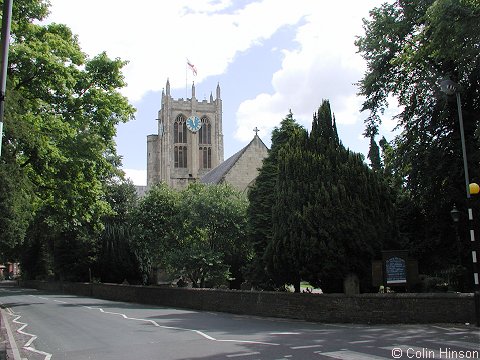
[201,135,267,185]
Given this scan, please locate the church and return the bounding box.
[146,80,268,193]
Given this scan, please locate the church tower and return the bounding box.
[147,79,224,189]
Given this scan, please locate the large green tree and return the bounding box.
[267,101,397,292]
[356,0,480,276]
[129,182,249,288]
[97,180,141,284]
[0,162,33,262]
[129,183,180,284]
[2,0,135,280]
[175,183,250,288]
[246,111,305,289]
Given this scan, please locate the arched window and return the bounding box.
[199,116,211,169]
[198,116,211,145]
[199,146,212,169]
[174,115,187,168]
[174,115,187,144]
[174,146,188,168]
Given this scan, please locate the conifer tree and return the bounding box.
[246,111,304,289]
[268,100,397,292]
[368,136,382,172]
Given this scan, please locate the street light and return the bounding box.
[450,204,460,223]
[441,78,480,326]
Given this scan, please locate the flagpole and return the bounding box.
[185,60,188,98]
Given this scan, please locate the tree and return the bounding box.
[267,101,397,292]
[368,136,382,172]
[246,111,305,289]
[167,229,230,288]
[2,0,135,279]
[97,180,141,284]
[128,182,249,288]
[0,162,33,262]
[356,0,480,276]
[129,183,180,284]
[177,183,250,288]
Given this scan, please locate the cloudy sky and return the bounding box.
[45,0,397,185]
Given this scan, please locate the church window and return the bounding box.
[174,115,187,143]
[174,146,188,168]
[174,115,188,168]
[199,146,212,169]
[199,116,211,145]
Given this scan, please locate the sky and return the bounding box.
[45,0,398,186]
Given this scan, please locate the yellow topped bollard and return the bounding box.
[470,183,480,195]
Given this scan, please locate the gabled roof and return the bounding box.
[201,135,267,185]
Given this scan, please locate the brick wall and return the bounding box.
[19,281,475,324]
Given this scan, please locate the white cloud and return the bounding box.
[46,0,309,102]
[234,1,384,142]
[44,0,395,159]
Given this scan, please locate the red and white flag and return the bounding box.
[187,59,197,76]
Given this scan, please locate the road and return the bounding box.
[0,284,479,360]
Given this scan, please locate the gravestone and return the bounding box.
[343,273,360,295]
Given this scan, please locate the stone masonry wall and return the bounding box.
[20,281,475,324]
[224,136,268,192]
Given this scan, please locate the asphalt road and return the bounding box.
[0,284,479,360]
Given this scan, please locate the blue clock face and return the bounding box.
[186,116,202,132]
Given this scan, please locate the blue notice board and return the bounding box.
[385,256,407,284]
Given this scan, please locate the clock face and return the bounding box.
[186,115,202,132]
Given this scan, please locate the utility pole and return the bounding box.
[441,79,480,327]
[0,0,13,157]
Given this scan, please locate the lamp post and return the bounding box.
[441,79,480,326]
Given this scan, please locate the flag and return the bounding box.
[187,58,197,76]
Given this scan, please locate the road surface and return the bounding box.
[1,285,479,359]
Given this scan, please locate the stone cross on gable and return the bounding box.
[253,127,259,136]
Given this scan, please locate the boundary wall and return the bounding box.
[19,281,475,324]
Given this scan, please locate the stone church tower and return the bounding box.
[147,79,224,189]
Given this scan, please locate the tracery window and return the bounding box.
[199,146,212,169]
[174,115,187,168]
[198,116,211,145]
[174,115,187,144]
[198,116,212,169]
[174,146,188,168]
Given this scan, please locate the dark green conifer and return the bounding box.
[246,111,304,289]
[268,100,397,292]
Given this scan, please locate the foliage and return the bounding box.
[356,0,480,277]
[246,111,305,289]
[97,180,141,284]
[176,183,250,288]
[129,182,180,284]
[167,229,230,288]
[266,101,397,292]
[0,162,33,262]
[128,182,249,288]
[1,0,135,280]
